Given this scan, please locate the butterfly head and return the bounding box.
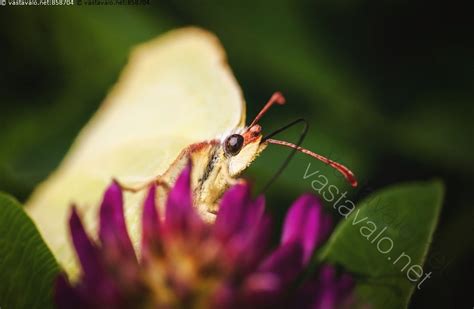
[223,124,266,177]
[222,92,358,187]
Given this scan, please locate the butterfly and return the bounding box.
[26,27,356,277]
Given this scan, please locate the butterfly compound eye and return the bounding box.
[224,134,244,156]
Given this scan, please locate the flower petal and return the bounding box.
[141,184,161,261]
[258,242,304,284]
[164,162,191,228]
[215,182,253,241]
[164,162,202,234]
[281,194,328,264]
[241,195,266,231]
[225,213,272,273]
[69,206,101,280]
[242,272,281,307]
[244,273,280,293]
[99,182,136,264]
[54,274,82,308]
[212,282,238,309]
[318,212,333,246]
[312,265,354,309]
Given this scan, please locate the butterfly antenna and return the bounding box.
[260,118,309,192]
[265,138,358,187]
[248,92,286,128]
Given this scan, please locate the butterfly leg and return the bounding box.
[115,176,170,193]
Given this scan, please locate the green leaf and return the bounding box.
[0,192,59,308]
[319,180,444,308]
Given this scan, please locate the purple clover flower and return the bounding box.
[55,163,354,308]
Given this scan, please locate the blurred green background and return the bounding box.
[0,1,472,307]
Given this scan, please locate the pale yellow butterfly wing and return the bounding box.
[26,27,245,277]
